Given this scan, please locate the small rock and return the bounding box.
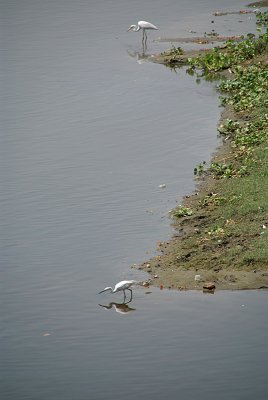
[195,274,201,281]
[142,281,150,288]
[203,282,216,290]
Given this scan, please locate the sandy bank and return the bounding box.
[136,7,268,291]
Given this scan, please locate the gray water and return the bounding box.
[1,1,267,399]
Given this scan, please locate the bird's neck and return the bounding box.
[135,25,141,32]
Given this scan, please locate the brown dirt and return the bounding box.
[136,48,268,292]
[247,0,268,7]
[137,154,268,291]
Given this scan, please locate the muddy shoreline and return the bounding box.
[136,3,268,291]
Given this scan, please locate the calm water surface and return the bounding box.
[1,1,267,399]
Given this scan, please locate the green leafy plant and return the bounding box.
[194,161,207,176]
[188,30,268,73]
[219,64,268,112]
[172,206,193,218]
[207,225,225,236]
[163,46,184,56]
[210,162,249,179]
[162,46,184,68]
[199,193,226,207]
[218,119,240,136]
[256,11,268,26]
[210,162,235,178]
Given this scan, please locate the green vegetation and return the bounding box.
[219,64,268,111]
[187,30,268,73]
[194,161,207,177]
[160,46,184,67]
[199,192,226,207]
[161,46,183,57]
[184,13,268,74]
[171,206,193,218]
[256,10,268,25]
[167,19,268,272]
[168,141,268,270]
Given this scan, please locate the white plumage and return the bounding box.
[98,280,136,301]
[127,20,158,42]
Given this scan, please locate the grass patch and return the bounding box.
[142,16,268,288]
[187,29,268,73]
[163,25,268,273]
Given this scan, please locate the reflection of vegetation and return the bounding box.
[194,161,206,177]
[256,11,268,26]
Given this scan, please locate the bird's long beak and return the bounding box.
[127,26,132,32]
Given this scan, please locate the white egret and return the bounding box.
[98,280,136,301]
[127,20,158,42]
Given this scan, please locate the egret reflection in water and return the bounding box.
[99,302,136,314]
[127,43,152,63]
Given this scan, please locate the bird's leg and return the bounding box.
[144,30,147,42]
[128,288,133,302]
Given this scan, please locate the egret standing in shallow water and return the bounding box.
[127,20,158,43]
[98,280,136,302]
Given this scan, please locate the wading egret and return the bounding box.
[127,20,158,42]
[98,280,136,301]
